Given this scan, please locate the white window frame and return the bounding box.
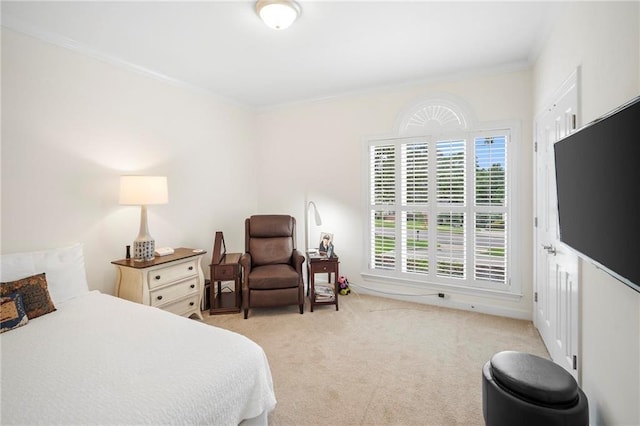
[361,97,523,298]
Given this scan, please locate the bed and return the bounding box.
[0,244,276,425]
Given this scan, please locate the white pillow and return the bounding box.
[0,243,90,304]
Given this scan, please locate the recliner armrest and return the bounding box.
[292,250,305,273]
[240,253,251,271]
[240,253,252,292]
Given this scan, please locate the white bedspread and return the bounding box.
[1,291,276,425]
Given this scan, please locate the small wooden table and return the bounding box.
[307,252,339,312]
[209,253,242,314]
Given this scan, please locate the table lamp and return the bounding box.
[119,175,168,261]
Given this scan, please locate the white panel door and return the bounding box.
[533,71,580,380]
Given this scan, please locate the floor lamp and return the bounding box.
[305,201,322,253]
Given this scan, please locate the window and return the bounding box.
[365,131,511,292]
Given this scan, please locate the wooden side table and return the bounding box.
[307,253,339,312]
[209,252,242,314]
[112,247,206,319]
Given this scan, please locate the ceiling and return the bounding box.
[1,1,557,108]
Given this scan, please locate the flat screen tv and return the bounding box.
[554,95,640,294]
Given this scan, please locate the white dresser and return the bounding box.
[112,247,206,319]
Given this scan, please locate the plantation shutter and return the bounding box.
[366,130,510,289]
[401,142,429,273]
[474,136,507,283]
[436,140,466,279]
[370,144,396,270]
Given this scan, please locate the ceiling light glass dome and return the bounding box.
[256,0,301,30]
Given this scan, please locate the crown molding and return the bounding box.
[1,14,250,110]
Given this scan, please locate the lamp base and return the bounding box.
[133,239,155,262]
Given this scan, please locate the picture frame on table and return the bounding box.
[318,232,335,258]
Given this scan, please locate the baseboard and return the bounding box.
[349,281,532,320]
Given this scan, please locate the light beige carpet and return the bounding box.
[203,291,548,426]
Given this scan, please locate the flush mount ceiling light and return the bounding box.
[256,0,301,30]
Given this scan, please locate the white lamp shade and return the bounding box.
[119,176,168,205]
[256,0,300,30]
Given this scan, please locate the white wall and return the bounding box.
[256,68,535,320]
[1,29,259,295]
[533,2,640,425]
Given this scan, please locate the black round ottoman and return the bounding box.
[482,351,589,426]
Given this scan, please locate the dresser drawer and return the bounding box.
[148,260,198,289]
[162,294,200,316]
[313,263,336,273]
[213,264,237,281]
[150,278,199,307]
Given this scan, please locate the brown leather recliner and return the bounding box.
[240,215,305,319]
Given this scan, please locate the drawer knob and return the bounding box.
[188,266,194,271]
[190,284,195,288]
[157,295,163,300]
[189,302,195,306]
[155,275,161,280]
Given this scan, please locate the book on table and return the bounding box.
[314,284,335,302]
